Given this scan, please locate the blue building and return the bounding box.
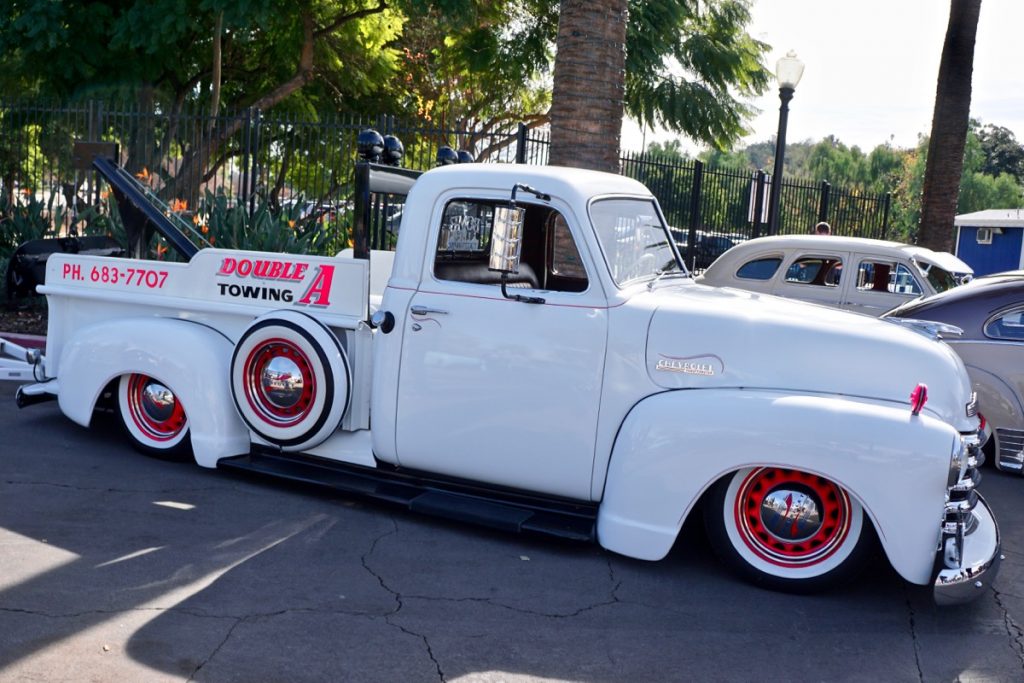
[954,209,1024,276]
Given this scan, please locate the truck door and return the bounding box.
[395,199,607,501]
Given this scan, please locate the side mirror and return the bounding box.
[488,204,526,275]
[487,184,549,304]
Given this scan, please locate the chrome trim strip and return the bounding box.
[943,339,1024,348]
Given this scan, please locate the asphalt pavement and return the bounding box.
[1,380,1023,682]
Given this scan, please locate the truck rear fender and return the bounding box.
[597,389,957,586]
[56,317,250,466]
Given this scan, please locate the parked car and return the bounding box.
[884,271,1024,473]
[671,229,747,272]
[696,235,973,316]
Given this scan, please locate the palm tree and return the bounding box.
[548,0,629,173]
[918,0,983,252]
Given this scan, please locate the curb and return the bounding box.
[0,333,46,350]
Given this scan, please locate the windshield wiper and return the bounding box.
[648,260,691,289]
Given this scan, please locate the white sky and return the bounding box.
[622,0,1024,154]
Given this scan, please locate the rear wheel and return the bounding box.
[117,373,191,460]
[704,467,871,593]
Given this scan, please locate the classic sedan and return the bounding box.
[696,235,973,316]
[884,271,1024,473]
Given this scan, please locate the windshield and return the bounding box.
[915,260,962,293]
[589,198,682,286]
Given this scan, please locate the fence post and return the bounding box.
[515,123,527,164]
[880,192,892,241]
[687,160,704,271]
[248,107,262,219]
[239,108,252,211]
[89,100,103,207]
[818,180,831,224]
[751,170,767,239]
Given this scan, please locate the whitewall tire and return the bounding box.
[230,310,350,451]
[118,373,191,459]
[704,467,872,592]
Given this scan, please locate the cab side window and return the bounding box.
[433,199,588,293]
[784,256,842,287]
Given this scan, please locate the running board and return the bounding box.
[218,451,597,542]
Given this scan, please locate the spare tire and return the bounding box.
[230,310,350,451]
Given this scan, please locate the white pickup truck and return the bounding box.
[0,157,999,604]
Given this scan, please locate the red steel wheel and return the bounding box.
[118,373,191,458]
[734,468,852,568]
[230,311,350,451]
[241,338,318,428]
[704,467,871,592]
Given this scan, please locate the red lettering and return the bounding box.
[218,257,237,275]
[297,265,335,307]
[253,260,271,278]
[293,263,309,280]
[267,261,284,279]
[237,259,253,276]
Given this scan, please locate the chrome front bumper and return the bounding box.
[933,492,1001,606]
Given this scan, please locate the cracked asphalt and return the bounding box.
[2,381,1024,682]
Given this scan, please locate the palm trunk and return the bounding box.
[918,0,982,252]
[548,0,628,173]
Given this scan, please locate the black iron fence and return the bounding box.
[0,100,890,261]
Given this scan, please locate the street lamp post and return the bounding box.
[767,51,805,235]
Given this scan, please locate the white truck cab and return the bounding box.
[1,157,999,605]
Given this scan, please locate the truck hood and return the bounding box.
[643,283,977,430]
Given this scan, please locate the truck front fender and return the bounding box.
[57,317,250,467]
[597,388,957,586]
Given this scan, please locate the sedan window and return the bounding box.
[985,308,1024,340]
[784,257,842,287]
[736,257,782,280]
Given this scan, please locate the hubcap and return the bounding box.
[735,468,851,567]
[759,487,823,542]
[244,339,316,426]
[128,374,187,441]
[261,356,305,410]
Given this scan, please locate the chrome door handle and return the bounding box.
[411,305,448,316]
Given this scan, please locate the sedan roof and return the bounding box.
[883,272,1024,335]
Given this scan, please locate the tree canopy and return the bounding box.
[1,0,403,115]
[1,0,771,157]
[684,117,1024,242]
[624,0,770,150]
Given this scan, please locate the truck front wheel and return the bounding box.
[117,373,192,460]
[704,467,871,593]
